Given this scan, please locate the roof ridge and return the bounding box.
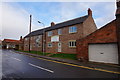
[78,19,116,41]
[54,15,88,26]
[24,15,89,38]
[32,15,88,32]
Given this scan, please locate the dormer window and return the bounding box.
[69,26,77,33]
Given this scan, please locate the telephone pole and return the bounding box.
[29,15,32,52]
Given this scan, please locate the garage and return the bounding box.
[88,43,118,64]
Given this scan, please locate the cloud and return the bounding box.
[94,2,116,28]
[57,2,116,29]
[1,3,32,40]
[2,0,116,2]
[0,2,116,40]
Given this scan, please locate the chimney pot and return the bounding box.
[20,36,22,41]
[116,1,120,15]
[51,22,55,26]
[88,8,92,16]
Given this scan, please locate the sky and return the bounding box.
[0,1,117,40]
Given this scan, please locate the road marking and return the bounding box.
[12,57,21,62]
[37,57,120,74]
[14,51,120,74]
[28,63,54,73]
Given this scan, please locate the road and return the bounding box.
[1,49,120,79]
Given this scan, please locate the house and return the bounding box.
[0,40,1,49]
[24,8,97,54]
[76,1,120,64]
[2,36,23,50]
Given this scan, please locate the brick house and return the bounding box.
[24,8,97,54]
[2,36,23,50]
[76,1,120,64]
[24,33,43,51]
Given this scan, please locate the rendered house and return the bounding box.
[76,1,120,64]
[24,8,97,54]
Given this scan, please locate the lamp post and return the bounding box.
[29,15,32,52]
[38,21,45,55]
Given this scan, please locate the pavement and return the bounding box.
[13,50,120,73]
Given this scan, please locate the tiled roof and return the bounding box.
[25,15,88,38]
[3,39,22,43]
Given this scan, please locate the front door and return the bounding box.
[58,42,61,52]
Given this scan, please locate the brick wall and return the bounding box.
[24,35,43,52]
[76,20,117,61]
[45,15,97,54]
[45,24,84,54]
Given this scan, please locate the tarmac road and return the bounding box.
[1,49,120,79]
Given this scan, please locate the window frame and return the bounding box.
[48,31,53,37]
[69,40,76,47]
[58,29,62,35]
[48,42,52,47]
[25,38,28,41]
[69,26,77,33]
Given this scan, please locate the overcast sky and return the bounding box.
[0,1,116,40]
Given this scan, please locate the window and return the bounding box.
[58,29,62,35]
[35,36,40,43]
[48,43,52,47]
[69,26,77,33]
[25,38,28,41]
[25,44,28,46]
[69,40,76,47]
[48,31,52,36]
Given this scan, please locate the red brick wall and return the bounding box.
[76,20,117,61]
[45,16,97,54]
[45,24,84,54]
[24,35,43,51]
[83,15,97,37]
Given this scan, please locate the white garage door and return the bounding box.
[88,43,118,64]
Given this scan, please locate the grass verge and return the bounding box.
[50,53,77,60]
[16,50,77,60]
[16,50,50,56]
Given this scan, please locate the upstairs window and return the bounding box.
[69,40,76,47]
[58,29,62,35]
[25,38,28,41]
[69,26,77,33]
[48,31,52,36]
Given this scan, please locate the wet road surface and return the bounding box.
[2,50,120,79]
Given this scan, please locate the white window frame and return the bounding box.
[69,26,77,33]
[58,29,62,35]
[48,31,52,36]
[69,40,76,47]
[25,38,28,41]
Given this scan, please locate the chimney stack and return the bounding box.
[51,22,55,26]
[20,36,22,41]
[116,0,120,15]
[116,0,120,66]
[88,8,92,16]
